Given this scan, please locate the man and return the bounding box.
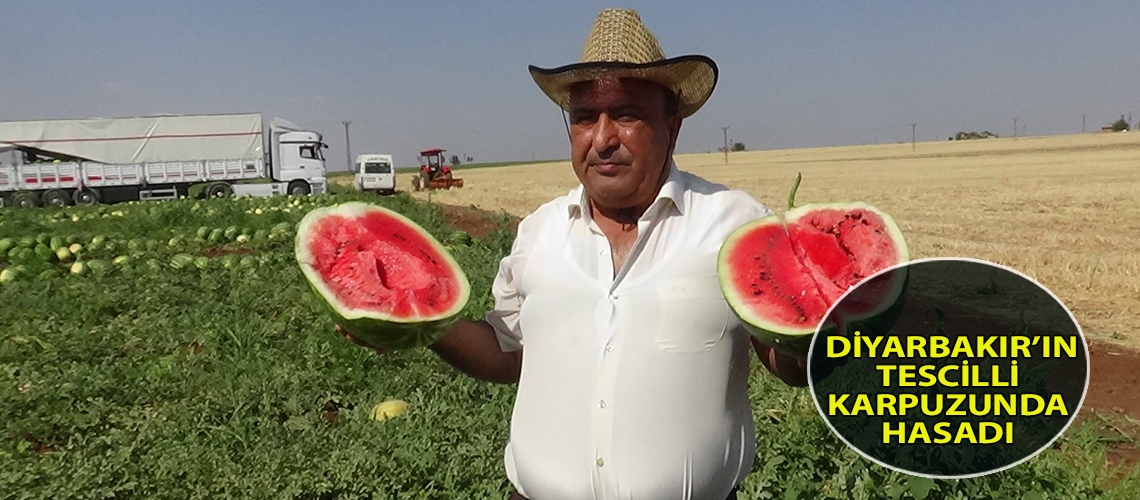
[338,8,807,499]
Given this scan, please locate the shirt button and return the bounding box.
[599,400,606,409]
[609,294,617,301]
[596,458,605,467]
[605,344,614,352]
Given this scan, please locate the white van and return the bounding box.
[353,154,396,195]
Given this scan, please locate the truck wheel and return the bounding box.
[206,182,234,198]
[73,189,100,206]
[13,192,39,208]
[42,190,71,207]
[288,181,311,196]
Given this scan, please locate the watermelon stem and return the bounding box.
[787,172,802,211]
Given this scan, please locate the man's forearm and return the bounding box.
[428,319,522,384]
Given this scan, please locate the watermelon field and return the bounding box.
[4,139,1140,497]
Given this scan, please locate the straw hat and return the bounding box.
[529,8,718,118]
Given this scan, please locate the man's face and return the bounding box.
[567,77,681,212]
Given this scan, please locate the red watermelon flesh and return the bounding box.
[719,200,909,356]
[786,205,907,306]
[296,202,470,350]
[306,213,459,316]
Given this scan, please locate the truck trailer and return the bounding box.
[0,112,328,207]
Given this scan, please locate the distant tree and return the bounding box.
[732,142,746,152]
[450,154,462,166]
[952,130,999,141]
[465,155,473,162]
[1113,116,1130,132]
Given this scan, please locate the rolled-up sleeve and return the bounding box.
[484,214,540,353]
[485,251,524,352]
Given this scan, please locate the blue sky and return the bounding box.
[3,1,1139,170]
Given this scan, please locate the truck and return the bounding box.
[352,153,396,195]
[0,112,329,207]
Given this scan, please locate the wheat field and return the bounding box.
[386,132,1140,348]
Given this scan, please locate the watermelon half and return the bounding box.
[295,202,471,350]
[718,174,910,357]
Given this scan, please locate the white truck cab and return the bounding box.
[273,130,328,194]
[231,127,329,197]
[353,154,396,195]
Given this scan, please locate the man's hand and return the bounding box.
[751,337,809,387]
[333,321,522,385]
[334,324,387,356]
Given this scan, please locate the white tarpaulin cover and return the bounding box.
[0,113,264,164]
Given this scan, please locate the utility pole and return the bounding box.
[342,120,352,172]
[1013,118,1018,140]
[910,123,917,151]
[722,126,729,164]
[1083,115,1086,133]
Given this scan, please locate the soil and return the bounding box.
[1082,342,1140,482]
[1084,342,1140,418]
[437,202,1140,474]
[436,203,518,239]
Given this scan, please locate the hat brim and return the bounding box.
[529,55,718,119]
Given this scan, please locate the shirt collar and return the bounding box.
[567,159,687,220]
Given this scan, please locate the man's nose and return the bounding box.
[591,114,620,154]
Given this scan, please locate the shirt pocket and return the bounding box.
[653,276,730,353]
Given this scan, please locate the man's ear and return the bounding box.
[667,115,683,156]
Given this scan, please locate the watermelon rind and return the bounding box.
[294,202,471,351]
[718,202,910,358]
[0,267,21,283]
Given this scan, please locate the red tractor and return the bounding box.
[411,148,464,191]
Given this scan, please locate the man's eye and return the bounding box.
[615,111,639,122]
[572,114,596,124]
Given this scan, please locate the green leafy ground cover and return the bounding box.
[1,192,1137,499]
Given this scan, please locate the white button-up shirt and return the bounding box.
[485,161,774,500]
